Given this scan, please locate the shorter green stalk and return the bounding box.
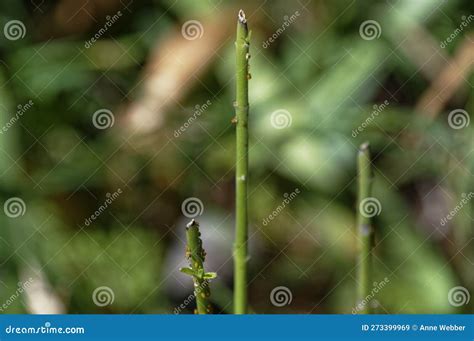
[180,219,216,314]
[356,142,374,314]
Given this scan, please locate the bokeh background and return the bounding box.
[0,0,472,314]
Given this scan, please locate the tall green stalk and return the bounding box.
[356,142,374,314]
[234,9,250,314]
[180,219,216,314]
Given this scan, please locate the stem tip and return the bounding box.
[238,9,247,24]
[186,219,199,229]
[359,142,370,152]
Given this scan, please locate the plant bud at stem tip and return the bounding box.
[186,219,199,229]
[238,10,247,24]
[359,142,370,153]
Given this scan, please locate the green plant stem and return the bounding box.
[234,9,250,315]
[357,142,374,314]
[181,219,215,314]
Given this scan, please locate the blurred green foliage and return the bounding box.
[0,0,472,314]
